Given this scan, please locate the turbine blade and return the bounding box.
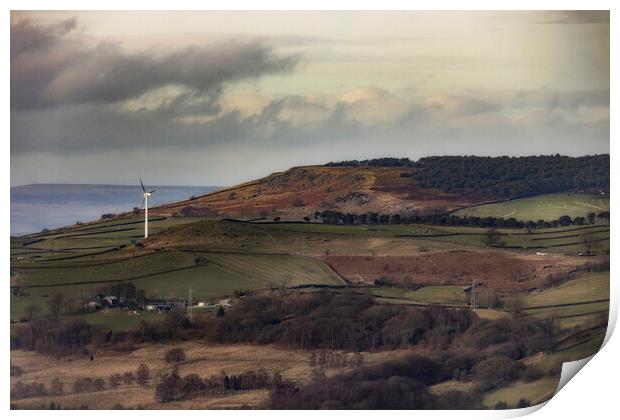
[141,197,145,209]
[140,178,146,193]
[149,189,156,194]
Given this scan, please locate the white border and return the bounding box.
[4,2,616,419]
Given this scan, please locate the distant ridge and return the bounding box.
[151,155,609,220]
[11,183,221,236]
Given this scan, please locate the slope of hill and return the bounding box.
[150,166,488,219]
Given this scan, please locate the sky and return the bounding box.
[10,10,610,187]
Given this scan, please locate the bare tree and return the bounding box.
[48,294,65,319]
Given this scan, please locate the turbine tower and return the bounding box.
[140,179,156,239]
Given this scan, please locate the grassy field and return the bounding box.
[482,377,558,408]
[10,215,608,330]
[524,272,609,307]
[11,250,345,321]
[454,193,609,221]
[10,343,405,409]
[521,271,610,323]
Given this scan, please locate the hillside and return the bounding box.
[150,165,488,219]
[149,155,609,221]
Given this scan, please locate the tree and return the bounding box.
[48,294,65,318]
[122,372,134,384]
[216,306,226,318]
[516,399,531,408]
[22,304,40,322]
[558,215,572,226]
[473,356,522,386]
[51,377,64,396]
[582,233,594,255]
[587,212,596,225]
[136,364,150,386]
[483,229,503,247]
[155,371,181,402]
[109,374,122,388]
[164,348,186,365]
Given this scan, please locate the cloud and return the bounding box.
[10,17,77,58]
[11,85,608,158]
[11,19,299,110]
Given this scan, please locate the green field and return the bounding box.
[482,377,558,408]
[524,272,609,308]
[531,337,604,375]
[521,272,610,323]
[454,193,609,221]
[10,213,609,332]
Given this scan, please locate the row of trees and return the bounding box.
[12,365,150,401]
[326,157,416,167]
[155,369,279,403]
[315,210,609,229]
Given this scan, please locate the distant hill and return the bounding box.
[11,183,220,235]
[150,165,489,219]
[151,155,609,220]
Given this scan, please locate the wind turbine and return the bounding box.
[140,179,156,239]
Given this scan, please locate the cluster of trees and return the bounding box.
[11,377,64,400]
[108,365,149,388]
[325,155,609,199]
[198,293,474,351]
[96,283,147,309]
[155,369,278,403]
[309,349,364,371]
[315,209,609,229]
[269,313,558,409]
[72,377,106,394]
[326,157,416,167]
[10,381,49,400]
[11,318,92,356]
[270,354,482,409]
[408,155,609,199]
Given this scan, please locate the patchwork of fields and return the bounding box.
[10,191,610,409]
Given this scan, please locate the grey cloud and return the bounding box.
[11,89,608,158]
[11,19,299,110]
[513,89,609,109]
[11,92,609,187]
[10,18,77,58]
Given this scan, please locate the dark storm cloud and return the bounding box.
[11,19,299,110]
